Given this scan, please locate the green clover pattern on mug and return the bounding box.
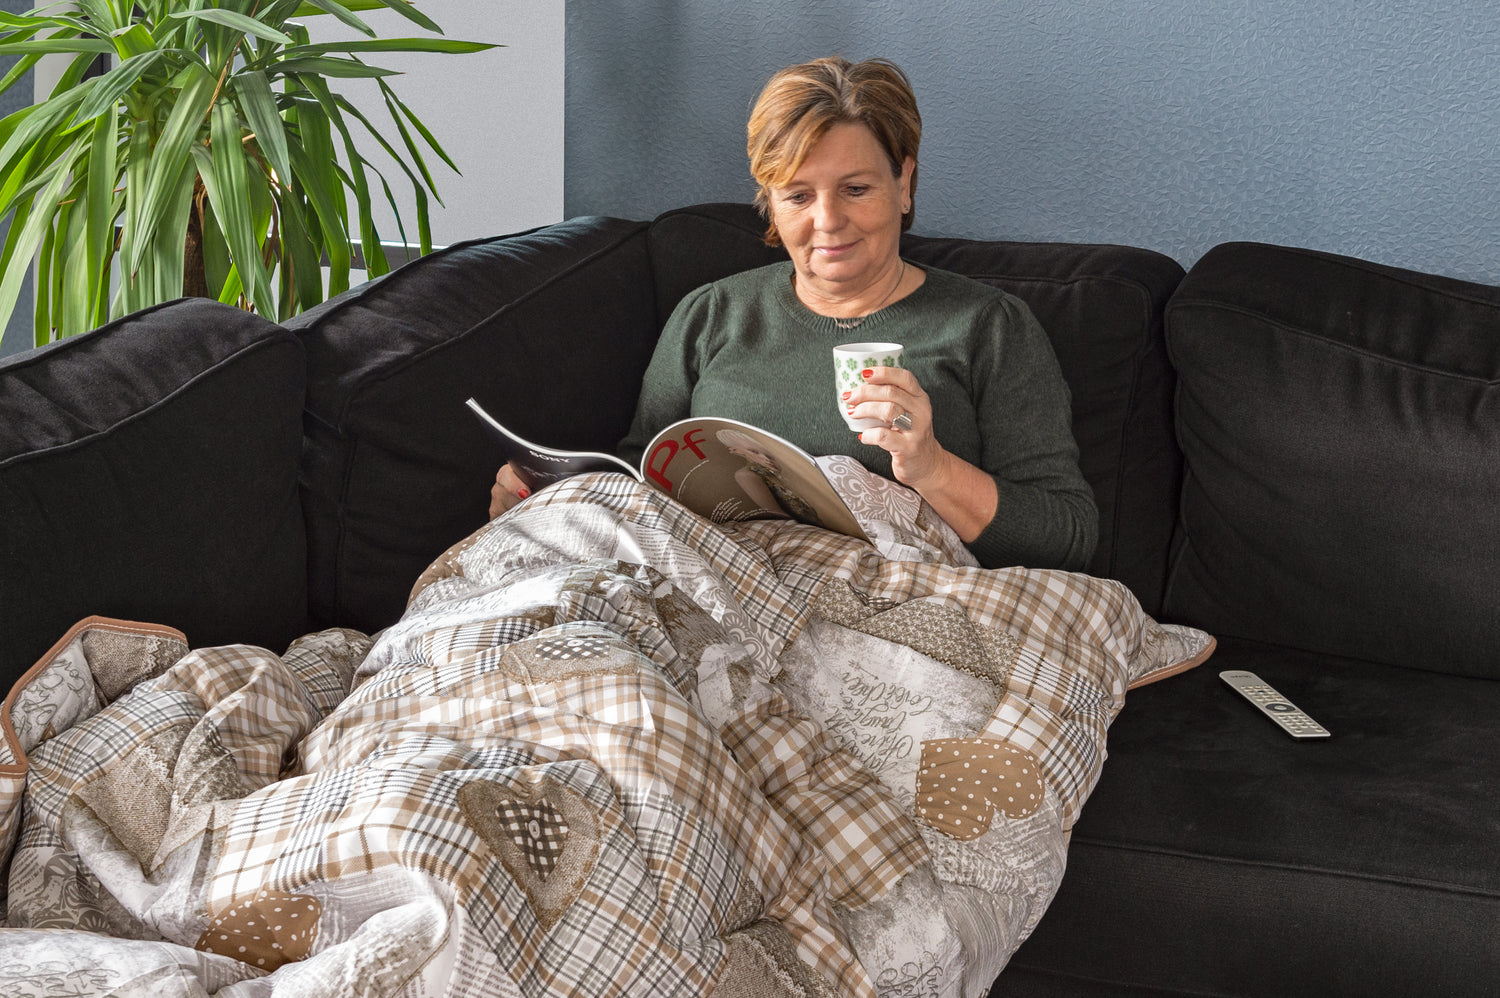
[838,354,901,387]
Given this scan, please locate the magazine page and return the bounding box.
[642,417,869,541]
[466,398,638,490]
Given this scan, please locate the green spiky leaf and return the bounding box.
[0,0,491,345]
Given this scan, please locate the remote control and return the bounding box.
[1219,671,1330,739]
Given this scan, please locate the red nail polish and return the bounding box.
[841,391,851,400]
[861,369,873,379]
[517,488,530,500]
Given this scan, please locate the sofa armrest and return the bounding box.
[0,300,307,689]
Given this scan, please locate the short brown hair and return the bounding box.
[747,56,922,246]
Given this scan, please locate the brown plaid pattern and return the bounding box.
[719,688,929,910]
[721,505,1143,828]
[1,471,1187,994]
[520,476,817,662]
[203,612,874,995]
[445,475,1143,856]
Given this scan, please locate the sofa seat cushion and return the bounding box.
[287,217,657,633]
[0,300,308,691]
[1005,637,1500,996]
[1164,241,1500,679]
[648,203,1186,615]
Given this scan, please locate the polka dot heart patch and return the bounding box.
[196,889,320,970]
[915,738,1045,841]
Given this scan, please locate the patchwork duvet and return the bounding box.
[0,472,1212,997]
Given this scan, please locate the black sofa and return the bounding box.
[1,203,1495,995]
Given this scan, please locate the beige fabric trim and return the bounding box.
[1127,635,1218,690]
[1,616,188,774]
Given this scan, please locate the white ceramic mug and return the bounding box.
[833,342,903,431]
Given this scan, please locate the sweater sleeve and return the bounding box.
[617,285,715,467]
[965,295,1099,572]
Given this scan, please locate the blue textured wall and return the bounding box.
[566,0,1500,284]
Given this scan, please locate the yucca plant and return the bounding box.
[0,0,494,345]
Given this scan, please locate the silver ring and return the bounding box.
[892,411,914,432]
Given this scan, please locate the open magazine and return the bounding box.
[466,397,868,542]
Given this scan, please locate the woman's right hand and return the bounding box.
[489,463,531,519]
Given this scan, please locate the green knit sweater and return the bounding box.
[619,262,1098,570]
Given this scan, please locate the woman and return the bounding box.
[717,426,825,527]
[495,56,1096,571]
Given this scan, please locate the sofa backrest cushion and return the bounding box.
[0,300,308,690]
[1164,242,1500,679]
[648,203,1186,614]
[287,216,656,634]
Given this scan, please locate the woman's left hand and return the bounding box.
[849,365,1000,543]
[849,365,944,486]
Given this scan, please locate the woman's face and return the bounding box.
[769,121,913,302]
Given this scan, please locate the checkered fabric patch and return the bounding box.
[495,798,569,878]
